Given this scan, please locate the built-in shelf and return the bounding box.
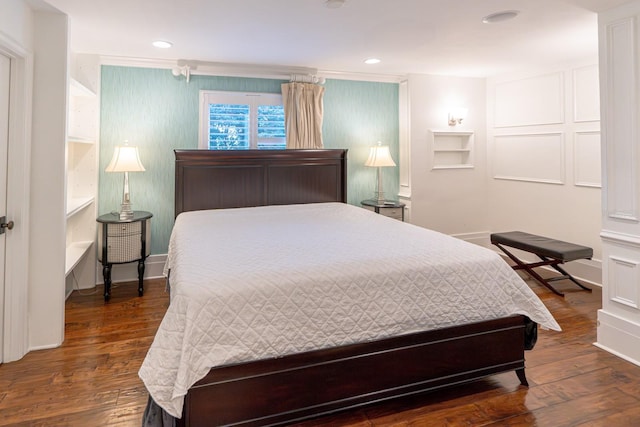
[65,65,99,297]
[66,196,94,218]
[65,240,92,276]
[431,130,474,170]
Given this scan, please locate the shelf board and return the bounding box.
[65,241,93,276]
[70,78,96,98]
[68,136,95,144]
[66,196,94,218]
[431,130,474,136]
[433,164,474,170]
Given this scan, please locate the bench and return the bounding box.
[490,231,592,296]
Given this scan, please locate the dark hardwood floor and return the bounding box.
[1,276,639,426]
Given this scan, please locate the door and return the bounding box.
[0,53,10,363]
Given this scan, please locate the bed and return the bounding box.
[140,149,559,427]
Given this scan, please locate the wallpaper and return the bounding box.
[99,66,399,254]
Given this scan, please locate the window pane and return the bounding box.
[257,104,285,149]
[208,103,250,150]
[257,139,287,150]
[258,105,285,138]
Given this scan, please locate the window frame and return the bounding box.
[199,90,286,150]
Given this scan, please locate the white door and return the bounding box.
[0,53,10,363]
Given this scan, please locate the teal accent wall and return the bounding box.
[100,66,399,254]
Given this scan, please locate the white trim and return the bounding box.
[95,254,167,285]
[317,69,405,84]
[99,55,406,83]
[492,175,565,185]
[493,71,565,128]
[601,229,640,248]
[603,17,639,223]
[572,65,601,123]
[596,309,640,367]
[0,30,32,363]
[608,255,640,308]
[573,130,602,188]
[492,132,565,185]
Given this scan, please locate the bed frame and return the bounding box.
[173,149,530,427]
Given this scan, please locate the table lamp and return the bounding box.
[105,143,146,220]
[364,141,396,204]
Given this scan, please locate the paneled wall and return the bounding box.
[99,66,399,255]
[597,0,640,367]
[486,64,602,284]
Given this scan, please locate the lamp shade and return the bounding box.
[364,143,396,167]
[105,145,146,172]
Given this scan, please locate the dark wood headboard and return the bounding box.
[174,149,348,216]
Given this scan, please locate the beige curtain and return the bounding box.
[281,82,325,149]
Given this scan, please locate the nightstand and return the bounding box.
[97,211,152,301]
[361,199,406,221]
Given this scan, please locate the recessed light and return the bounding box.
[364,58,381,65]
[152,40,173,48]
[482,10,519,24]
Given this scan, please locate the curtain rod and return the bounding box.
[289,74,326,84]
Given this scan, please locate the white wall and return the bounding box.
[28,9,68,350]
[0,1,34,48]
[486,64,602,285]
[406,74,489,245]
[0,0,69,359]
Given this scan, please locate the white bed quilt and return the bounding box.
[139,202,560,417]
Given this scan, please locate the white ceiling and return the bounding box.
[42,0,629,78]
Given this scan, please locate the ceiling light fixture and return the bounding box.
[325,0,346,9]
[482,10,519,24]
[152,40,173,48]
[364,58,381,65]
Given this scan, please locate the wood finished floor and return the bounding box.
[1,277,639,426]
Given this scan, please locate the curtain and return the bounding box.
[281,82,325,149]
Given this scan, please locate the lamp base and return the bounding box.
[119,202,134,221]
[373,192,386,205]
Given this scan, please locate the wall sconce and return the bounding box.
[171,65,191,83]
[448,107,468,126]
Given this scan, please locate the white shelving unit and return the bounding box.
[65,76,98,297]
[431,130,474,170]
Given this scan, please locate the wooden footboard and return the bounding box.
[178,315,528,427]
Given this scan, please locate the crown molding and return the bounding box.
[99,55,406,83]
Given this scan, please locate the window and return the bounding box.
[199,91,286,150]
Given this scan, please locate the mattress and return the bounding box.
[139,202,560,418]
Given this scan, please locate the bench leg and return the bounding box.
[494,243,565,296]
[546,259,592,292]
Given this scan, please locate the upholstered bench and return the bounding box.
[490,231,592,296]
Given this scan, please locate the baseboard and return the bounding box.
[451,231,491,247]
[95,254,167,285]
[596,309,640,367]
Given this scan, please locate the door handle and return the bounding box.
[0,216,13,234]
